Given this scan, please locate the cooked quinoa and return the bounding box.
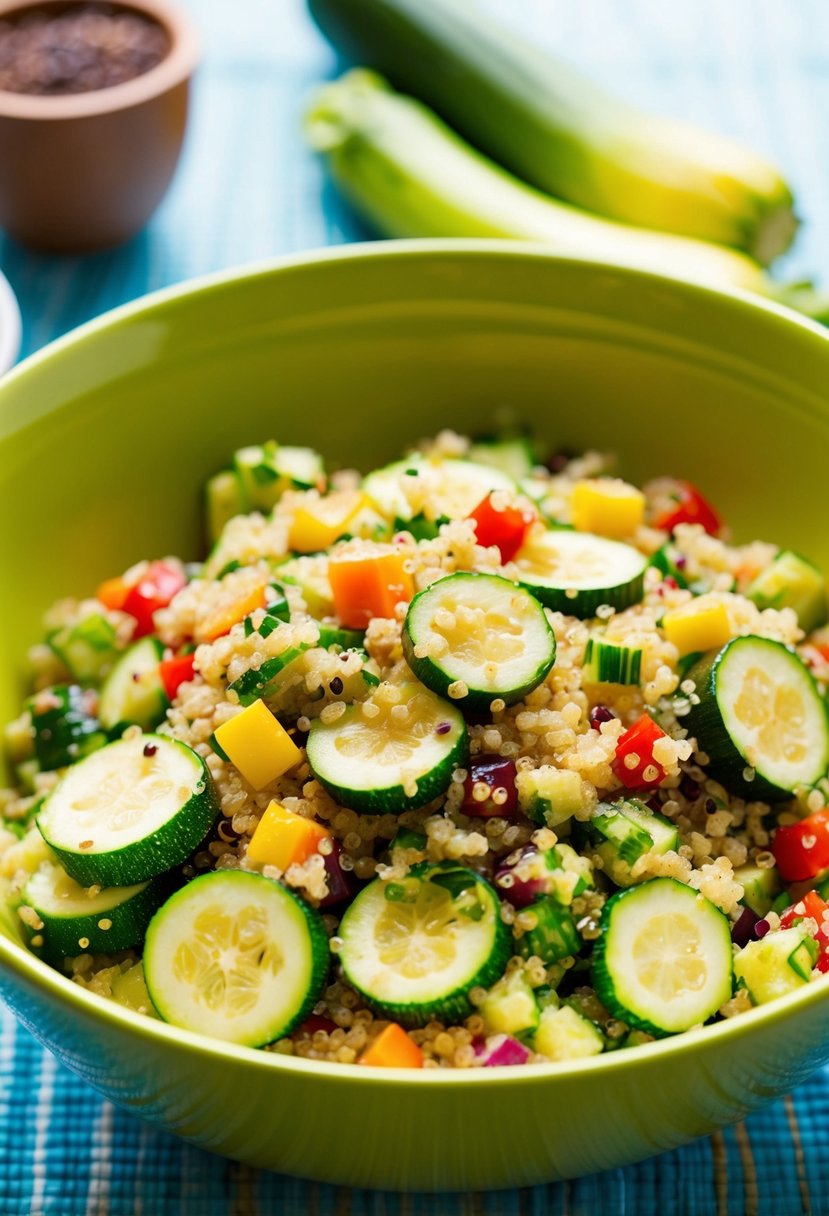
[3,428,829,1069]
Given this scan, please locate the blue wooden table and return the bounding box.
[1,1,828,1211]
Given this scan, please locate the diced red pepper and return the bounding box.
[468,493,535,563]
[652,481,721,536]
[158,653,196,701]
[780,889,829,972]
[462,755,519,818]
[121,561,187,638]
[772,809,829,882]
[611,714,669,789]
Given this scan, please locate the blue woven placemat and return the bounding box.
[1,1,828,1211]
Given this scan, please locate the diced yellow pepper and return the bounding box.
[247,800,331,870]
[213,700,301,790]
[288,490,373,553]
[663,599,732,657]
[571,478,645,538]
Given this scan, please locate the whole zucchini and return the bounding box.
[307,0,797,265]
[305,70,771,296]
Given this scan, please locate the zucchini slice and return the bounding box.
[588,798,678,889]
[338,865,510,1027]
[99,638,168,732]
[363,456,515,523]
[514,530,647,618]
[402,572,555,710]
[24,860,167,961]
[143,870,329,1046]
[516,896,581,964]
[48,613,120,685]
[592,877,733,1036]
[306,682,467,813]
[37,734,219,887]
[685,636,829,800]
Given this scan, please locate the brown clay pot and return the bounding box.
[0,0,199,252]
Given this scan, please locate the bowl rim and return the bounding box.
[0,267,20,375]
[2,236,829,1085]
[0,0,199,120]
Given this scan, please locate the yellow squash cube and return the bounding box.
[213,699,301,790]
[247,800,331,871]
[663,599,732,657]
[288,490,372,554]
[571,478,645,538]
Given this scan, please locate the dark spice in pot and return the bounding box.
[0,3,168,96]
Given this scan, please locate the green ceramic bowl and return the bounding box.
[1,241,829,1191]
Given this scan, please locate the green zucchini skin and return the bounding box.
[307,0,796,263]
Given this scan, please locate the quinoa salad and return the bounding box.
[3,428,829,1071]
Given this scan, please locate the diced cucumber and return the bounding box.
[592,877,733,1035]
[746,551,828,634]
[317,624,365,651]
[228,645,312,707]
[514,530,647,618]
[583,637,642,685]
[734,927,818,1004]
[468,435,536,481]
[48,614,120,685]
[276,556,334,618]
[534,1003,604,1062]
[37,734,219,887]
[685,636,829,800]
[517,896,581,964]
[306,682,467,813]
[338,865,510,1027]
[24,860,167,962]
[205,470,244,544]
[234,442,324,513]
[587,798,678,888]
[98,638,168,733]
[143,870,329,1046]
[403,572,556,710]
[735,863,781,918]
[363,456,515,523]
[27,685,108,771]
[517,766,585,829]
[479,968,540,1037]
[393,512,444,541]
[245,587,291,640]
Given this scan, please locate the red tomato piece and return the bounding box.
[122,561,186,638]
[652,481,721,536]
[158,653,196,701]
[612,714,668,789]
[772,810,829,882]
[468,494,535,563]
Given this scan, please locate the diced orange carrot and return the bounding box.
[197,579,268,642]
[97,576,129,611]
[247,800,331,871]
[328,549,414,630]
[359,1023,423,1069]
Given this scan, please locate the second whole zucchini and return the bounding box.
[307,0,797,264]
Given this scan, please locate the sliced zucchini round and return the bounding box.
[338,865,510,1027]
[24,859,167,961]
[37,734,219,888]
[306,682,467,813]
[685,636,829,800]
[143,870,329,1046]
[592,877,733,1036]
[403,572,555,710]
[363,457,515,524]
[99,637,168,732]
[514,530,647,618]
